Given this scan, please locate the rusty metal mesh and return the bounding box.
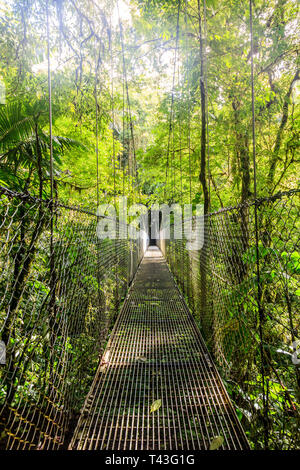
[1,187,299,450]
[159,189,300,449]
[69,247,249,450]
[0,187,144,449]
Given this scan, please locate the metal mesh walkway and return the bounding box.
[69,247,249,450]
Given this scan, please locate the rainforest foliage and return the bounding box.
[0,0,298,208]
[0,0,299,451]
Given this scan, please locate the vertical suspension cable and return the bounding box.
[109,14,116,206]
[203,0,210,210]
[46,0,56,320]
[122,55,126,195]
[46,0,54,204]
[94,33,103,336]
[171,85,175,202]
[165,0,181,200]
[249,0,268,448]
[117,3,128,191]
[250,2,258,202]
[175,16,182,204]
[118,4,136,190]
[178,63,183,204]
[110,8,120,310]
[95,39,100,208]
[184,0,192,204]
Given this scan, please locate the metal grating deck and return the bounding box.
[69,247,249,450]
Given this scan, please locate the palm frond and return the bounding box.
[0,103,35,151]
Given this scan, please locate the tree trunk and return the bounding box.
[267,70,299,191]
[197,0,209,326]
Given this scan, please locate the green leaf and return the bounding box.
[291,251,300,261]
[150,399,162,413]
[236,409,243,421]
[209,435,224,450]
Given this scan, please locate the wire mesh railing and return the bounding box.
[159,189,300,449]
[70,248,250,450]
[0,187,146,450]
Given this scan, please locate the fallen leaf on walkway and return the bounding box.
[136,356,147,362]
[209,435,224,450]
[150,399,162,413]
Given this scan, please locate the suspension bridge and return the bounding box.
[0,187,299,450]
[0,0,299,453]
[69,247,249,450]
